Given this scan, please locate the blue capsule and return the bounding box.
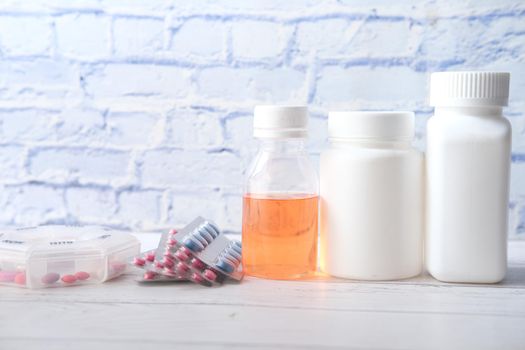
[215,258,235,273]
[183,238,204,252]
[197,226,214,243]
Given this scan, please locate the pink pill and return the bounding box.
[133,257,146,266]
[0,271,17,282]
[164,269,177,277]
[167,238,177,247]
[180,246,192,255]
[145,252,155,262]
[192,273,205,284]
[14,272,26,285]
[203,269,217,281]
[61,274,77,283]
[75,271,90,280]
[143,271,156,280]
[191,258,206,270]
[163,252,174,260]
[154,261,164,269]
[176,262,190,274]
[163,258,174,268]
[175,250,189,261]
[169,229,178,235]
[111,261,126,272]
[41,272,60,284]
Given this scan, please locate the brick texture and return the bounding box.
[0,0,523,237]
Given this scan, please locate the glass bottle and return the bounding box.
[242,105,319,280]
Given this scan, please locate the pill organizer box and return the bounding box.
[0,225,140,289]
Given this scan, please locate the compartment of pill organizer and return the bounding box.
[26,254,106,288]
[106,248,133,279]
[0,252,28,288]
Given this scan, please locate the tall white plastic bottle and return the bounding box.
[426,71,511,283]
[320,111,423,280]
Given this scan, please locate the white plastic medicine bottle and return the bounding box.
[426,71,511,283]
[320,111,423,280]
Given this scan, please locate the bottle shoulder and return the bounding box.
[244,149,319,195]
[321,144,422,161]
[428,113,511,140]
[428,113,511,130]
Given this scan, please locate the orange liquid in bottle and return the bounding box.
[242,193,318,280]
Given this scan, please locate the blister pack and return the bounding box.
[131,232,186,282]
[130,217,243,286]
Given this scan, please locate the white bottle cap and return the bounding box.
[430,71,510,107]
[328,111,415,141]
[253,105,308,138]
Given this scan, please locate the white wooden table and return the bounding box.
[1,234,524,350]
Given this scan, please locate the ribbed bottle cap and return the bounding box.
[253,105,308,138]
[430,71,510,107]
[328,111,414,141]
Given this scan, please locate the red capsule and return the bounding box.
[176,262,190,274]
[14,272,26,285]
[145,252,155,262]
[143,271,156,280]
[133,257,146,266]
[0,271,17,282]
[112,262,127,272]
[169,229,178,235]
[191,258,206,270]
[174,250,189,261]
[163,258,174,268]
[75,271,90,280]
[154,261,164,269]
[164,269,176,277]
[203,269,217,281]
[180,246,192,255]
[192,273,205,284]
[61,274,77,283]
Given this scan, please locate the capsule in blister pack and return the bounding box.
[136,270,187,283]
[130,217,243,287]
[168,217,244,286]
[130,230,187,282]
[163,218,223,286]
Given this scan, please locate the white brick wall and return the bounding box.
[0,0,523,238]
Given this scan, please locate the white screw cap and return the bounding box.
[253,105,308,138]
[328,111,415,141]
[430,71,510,107]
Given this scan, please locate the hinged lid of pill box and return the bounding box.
[0,225,140,289]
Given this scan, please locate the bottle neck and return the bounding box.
[434,106,503,118]
[257,138,307,154]
[329,137,411,149]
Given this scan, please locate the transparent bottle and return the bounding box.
[242,106,319,280]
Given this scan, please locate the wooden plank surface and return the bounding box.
[1,236,524,350]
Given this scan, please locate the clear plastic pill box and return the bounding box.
[0,225,140,289]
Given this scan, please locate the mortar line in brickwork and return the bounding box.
[162,8,525,24]
[0,55,442,71]
[1,6,524,21]
[0,180,228,195]
[511,154,525,163]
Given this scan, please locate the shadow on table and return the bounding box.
[501,265,525,287]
